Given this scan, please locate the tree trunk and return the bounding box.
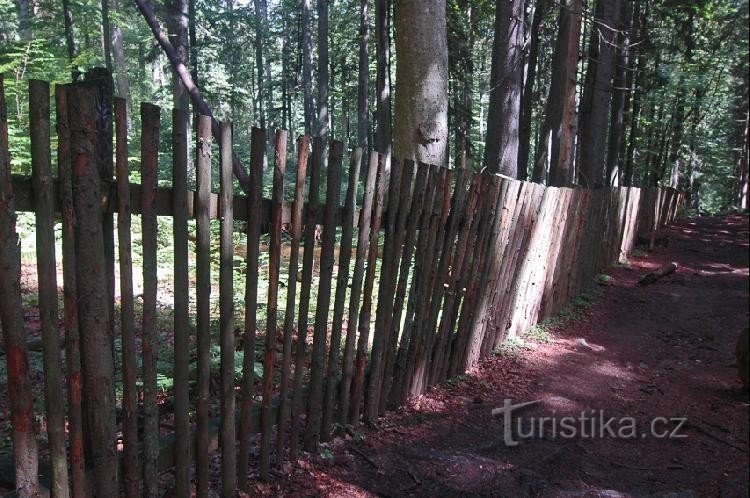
[16,0,32,39]
[254,0,272,129]
[533,0,583,186]
[302,0,314,134]
[62,0,78,81]
[375,0,392,170]
[358,0,370,151]
[577,0,621,187]
[101,0,113,72]
[519,0,548,180]
[166,0,190,110]
[448,0,475,169]
[605,0,631,186]
[483,0,525,177]
[393,0,449,167]
[111,0,131,106]
[317,0,330,141]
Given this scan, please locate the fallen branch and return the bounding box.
[637,261,678,286]
[132,0,252,194]
[349,447,379,470]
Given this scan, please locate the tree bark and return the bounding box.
[302,0,314,134]
[375,0,392,171]
[519,0,549,180]
[111,0,131,107]
[62,0,79,81]
[393,0,449,167]
[101,0,113,72]
[533,0,583,186]
[358,0,370,151]
[166,0,190,110]
[577,0,621,188]
[317,0,330,140]
[483,0,525,177]
[606,0,632,186]
[16,0,32,39]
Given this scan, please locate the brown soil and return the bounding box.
[251,214,749,497]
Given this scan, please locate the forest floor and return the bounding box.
[254,214,750,497]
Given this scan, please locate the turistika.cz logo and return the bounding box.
[491,399,688,447]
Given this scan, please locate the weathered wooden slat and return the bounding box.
[29,79,69,498]
[140,102,160,498]
[0,74,41,497]
[57,84,86,498]
[350,152,386,424]
[194,115,213,498]
[69,80,118,497]
[290,136,322,459]
[238,127,266,488]
[170,107,191,498]
[338,150,377,425]
[321,147,361,441]
[219,121,237,495]
[276,135,310,462]
[260,130,287,480]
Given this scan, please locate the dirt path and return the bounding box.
[261,215,749,497]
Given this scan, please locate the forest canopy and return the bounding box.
[0,0,747,212]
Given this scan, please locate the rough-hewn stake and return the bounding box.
[140,102,160,498]
[195,115,213,498]
[239,127,265,488]
[379,160,418,413]
[69,80,118,497]
[260,130,287,480]
[57,84,86,498]
[290,136,321,460]
[115,97,139,498]
[171,108,191,498]
[276,135,310,462]
[219,121,236,496]
[29,79,69,498]
[321,147,361,441]
[339,148,374,425]
[0,75,40,497]
[132,0,252,193]
[366,157,402,422]
[350,152,385,424]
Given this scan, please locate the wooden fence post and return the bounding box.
[57,84,87,498]
[260,130,287,480]
[140,102,160,498]
[29,79,70,498]
[115,97,140,498]
[69,79,118,497]
[0,73,41,498]
[219,121,237,495]
[195,115,213,498]
[238,127,266,487]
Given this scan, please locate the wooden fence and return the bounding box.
[0,76,685,497]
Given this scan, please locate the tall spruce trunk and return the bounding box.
[375,0,392,171]
[302,0,314,134]
[533,0,583,186]
[577,0,621,187]
[359,0,370,150]
[317,0,330,140]
[606,0,632,186]
[519,0,548,179]
[393,0,449,167]
[166,0,190,110]
[483,0,525,177]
